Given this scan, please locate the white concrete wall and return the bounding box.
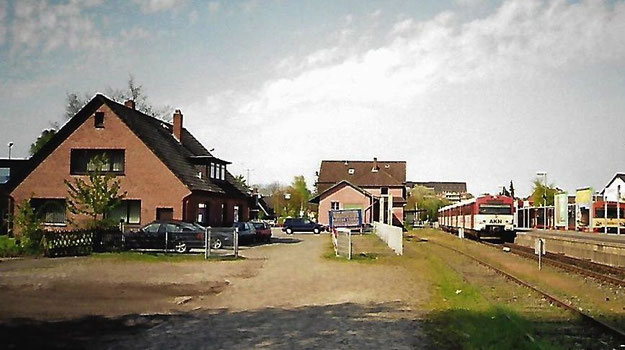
[373,221,403,255]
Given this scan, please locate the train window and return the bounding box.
[478,205,511,215]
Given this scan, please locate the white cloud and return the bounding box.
[208,1,220,14]
[242,0,258,12]
[134,0,187,13]
[189,0,625,191]
[188,9,198,24]
[9,0,113,54]
[0,0,7,46]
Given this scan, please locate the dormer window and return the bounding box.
[94,112,104,128]
[348,168,355,175]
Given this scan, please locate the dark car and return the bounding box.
[252,221,272,243]
[124,221,233,253]
[282,218,325,234]
[233,221,256,243]
[124,220,203,253]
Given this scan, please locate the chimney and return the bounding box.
[373,157,379,171]
[173,109,183,141]
[124,100,135,110]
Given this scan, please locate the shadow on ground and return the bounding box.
[0,302,422,349]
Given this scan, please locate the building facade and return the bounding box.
[6,95,251,233]
[312,158,406,227]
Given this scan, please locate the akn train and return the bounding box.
[438,195,515,241]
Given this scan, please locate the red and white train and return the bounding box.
[438,195,515,241]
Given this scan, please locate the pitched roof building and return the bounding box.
[312,158,406,227]
[5,94,251,233]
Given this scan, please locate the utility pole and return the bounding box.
[618,185,621,235]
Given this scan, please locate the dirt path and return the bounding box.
[0,230,428,349]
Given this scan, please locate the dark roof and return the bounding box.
[407,181,467,194]
[7,94,249,198]
[309,180,375,204]
[317,160,406,190]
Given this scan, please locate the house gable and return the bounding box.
[11,102,192,224]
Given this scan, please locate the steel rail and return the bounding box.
[428,240,625,341]
[481,241,625,288]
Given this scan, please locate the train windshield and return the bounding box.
[478,205,511,215]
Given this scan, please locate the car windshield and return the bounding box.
[252,223,264,229]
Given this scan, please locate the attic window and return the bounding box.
[348,168,355,175]
[371,167,379,173]
[94,112,104,128]
[385,164,390,168]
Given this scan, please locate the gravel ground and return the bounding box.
[0,229,427,349]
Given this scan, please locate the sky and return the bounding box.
[1,0,625,197]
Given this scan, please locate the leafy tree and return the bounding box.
[29,129,56,156]
[12,198,43,253]
[233,174,249,190]
[104,74,173,121]
[531,178,558,207]
[286,176,312,218]
[509,181,515,199]
[64,155,127,228]
[500,186,511,197]
[407,185,449,221]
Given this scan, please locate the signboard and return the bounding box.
[576,188,593,207]
[554,193,568,227]
[329,209,362,228]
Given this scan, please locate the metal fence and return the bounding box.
[332,228,352,259]
[204,227,239,259]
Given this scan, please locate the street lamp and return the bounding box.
[537,172,547,230]
[7,142,13,160]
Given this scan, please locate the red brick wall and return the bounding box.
[184,193,250,227]
[11,104,191,231]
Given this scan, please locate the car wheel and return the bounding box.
[286,228,293,235]
[174,241,188,254]
[211,238,223,250]
[313,228,320,235]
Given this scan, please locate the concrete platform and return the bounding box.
[515,230,625,267]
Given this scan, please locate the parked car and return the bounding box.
[252,221,272,243]
[124,220,205,253]
[124,220,233,253]
[282,218,325,234]
[233,221,257,244]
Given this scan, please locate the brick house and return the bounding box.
[5,94,251,232]
[311,158,406,227]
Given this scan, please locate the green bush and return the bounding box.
[12,198,44,255]
[0,235,23,257]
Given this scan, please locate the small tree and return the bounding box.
[29,129,57,156]
[509,181,515,199]
[531,179,558,207]
[12,198,44,253]
[64,155,127,229]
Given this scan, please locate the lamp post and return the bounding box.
[537,172,547,230]
[8,142,13,160]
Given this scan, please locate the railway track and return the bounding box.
[426,239,625,342]
[481,241,625,288]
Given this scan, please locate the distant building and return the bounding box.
[601,173,625,202]
[406,181,468,203]
[311,158,406,227]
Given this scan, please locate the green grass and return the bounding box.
[0,235,23,257]
[92,251,245,262]
[407,235,558,349]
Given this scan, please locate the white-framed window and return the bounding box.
[348,168,355,175]
[331,201,340,210]
[220,165,225,180]
[210,163,215,178]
